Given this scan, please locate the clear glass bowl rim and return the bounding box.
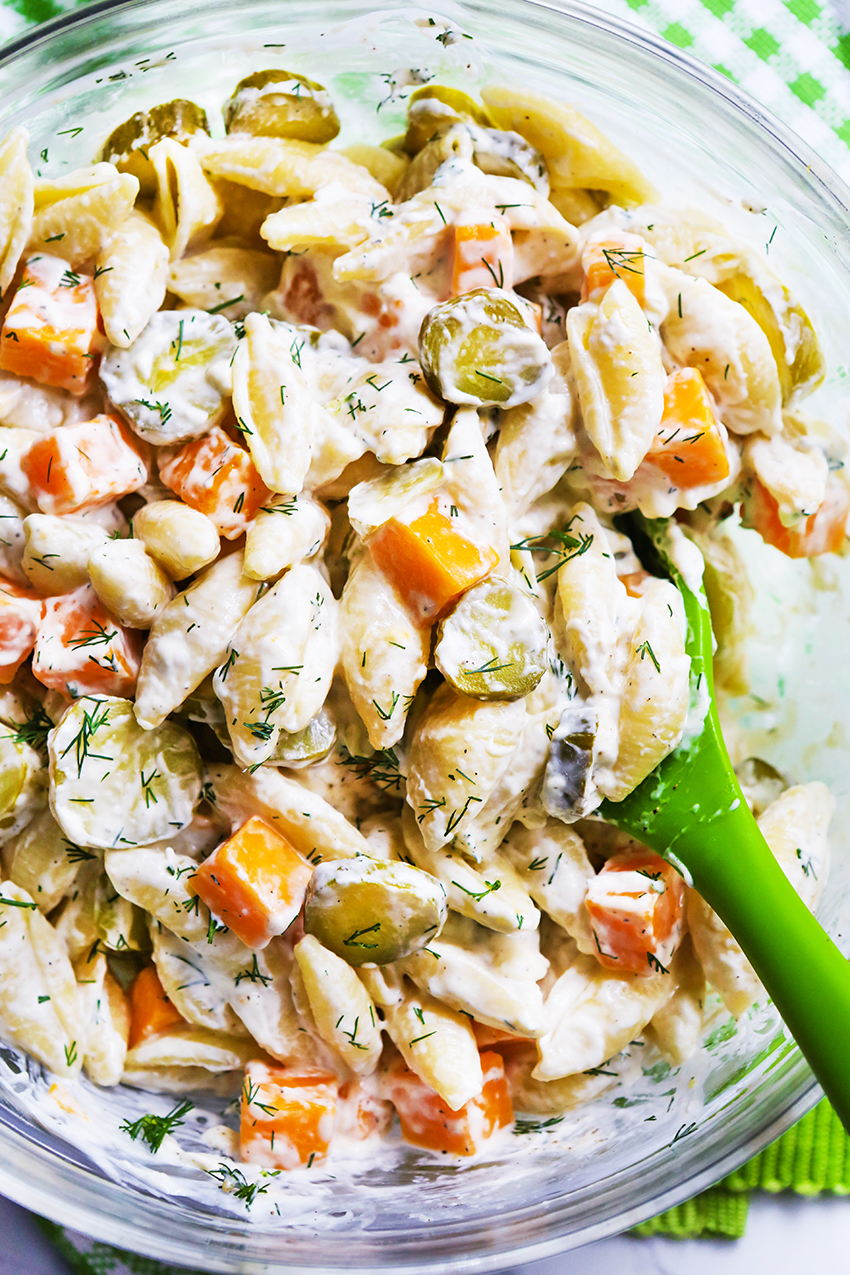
[0,0,847,1269]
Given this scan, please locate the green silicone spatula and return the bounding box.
[599,512,850,1134]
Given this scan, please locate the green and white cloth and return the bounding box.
[603,0,850,181]
[1,0,850,1264]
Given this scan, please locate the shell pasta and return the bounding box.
[0,63,843,1175]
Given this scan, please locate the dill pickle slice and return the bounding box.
[223,70,340,143]
[94,874,150,952]
[419,288,552,408]
[394,129,468,202]
[100,310,237,445]
[734,756,789,818]
[48,696,202,850]
[716,272,825,404]
[0,726,44,844]
[101,99,209,197]
[541,705,598,822]
[182,675,227,731]
[183,679,334,769]
[304,858,447,966]
[404,84,491,154]
[435,579,548,701]
[269,709,336,769]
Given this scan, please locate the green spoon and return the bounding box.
[598,512,850,1134]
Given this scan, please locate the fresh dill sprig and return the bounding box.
[259,497,298,516]
[69,619,118,649]
[244,720,275,742]
[510,518,594,583]
[372,691,399,722]
[205,1162,276,1207]
[121,1099,193,1153]
[343,922,381,951]
[337,746,403,792]
[601,247,645,277]
[140,768,160,808]
[451,876,500,903]
[234,955,271,987]
[259,686,287,716]
[134,398,173,424]
[60,701,112,777]
[513,1115,564,1136]
[65,842,97,864]
[11,705,53,751]
[636,640,661,673]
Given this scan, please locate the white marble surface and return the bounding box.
[1,1193,849,1274]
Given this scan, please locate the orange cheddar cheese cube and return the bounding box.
[128,966,186,1050]
[369,497,499,627]
[648,368,730,488]
[0,254,103,396]
[0,580,42,683]
[581,232,646,307]
[382,1051,513,1156]
[32,583,143,699]
[21,415,148,516]
[742,473,850,559]
[193,816,313,949]
[158,424,270,540]
[240,1060,338,1170]
[585,849,685,975]
[452,219,514,296]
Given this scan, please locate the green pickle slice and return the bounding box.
[0,726,44,843]
[541,705,598,821]
[101,99,209,197]
[184,679,334,770]
[716,272,825,404]
[224,70,340,143]
[49,697,202,849]
[435,579,548,701]
[419,289,553,409]
[269,710,336,768]
[100,310,237,446]
[735,756,789,817]
[94,874,151,952]
[304,858,447,966]
[404,84,492,154]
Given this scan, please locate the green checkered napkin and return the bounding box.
[602,0,850,181]
[2,0,850,1263]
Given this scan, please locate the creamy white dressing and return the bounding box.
[0,45,840,1211]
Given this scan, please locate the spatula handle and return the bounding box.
[671,803,850,1133]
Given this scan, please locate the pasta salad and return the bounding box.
[0,67,843,1175]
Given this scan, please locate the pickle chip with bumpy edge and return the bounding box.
[224,70,340,143]
[404,84,492,155]
[100,310,237,446]
[49,696,202,849]
[101,99,209,197]
[419,288,553,409]
[435,578,548,701]
[304,858,447,966]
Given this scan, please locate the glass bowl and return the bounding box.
[1,1,849,1270]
